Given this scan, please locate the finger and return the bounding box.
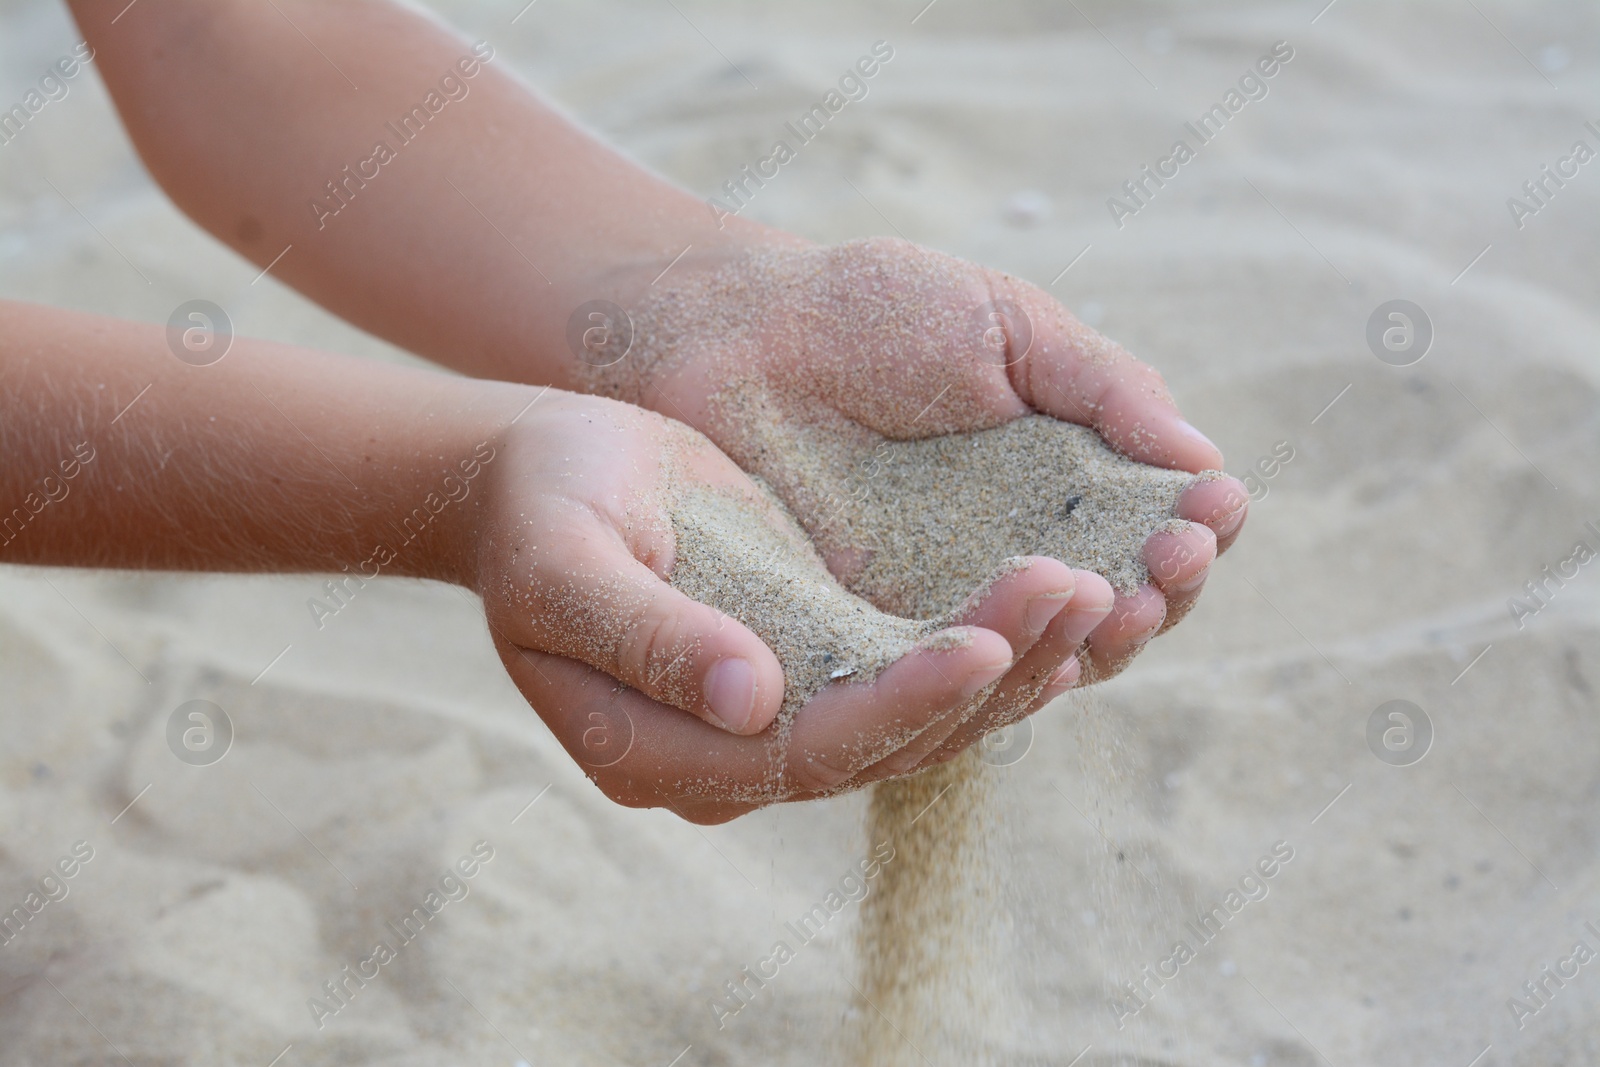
[1081,582,1166,685]
[1056,569,1119,647]
[990,573,1116,723]
[825,569,1113,787]
[916,651,1087,772]
[855,557,1076,778]
[1176,475,1250,554]
[809,557,1074,778]
[995,650,1085,730]
[974,568,1111,726]
[1034,653,1084,705]
[1144,522,1216,595]
[948,556,1078,649]
[892,626,1076,778]
[1144,522,1217,638]
[526,510,785,735]
[987,274,1224,473]
[780,628,1012,795]
[909,570,1113,772]
[801,238,1029,438]
[497,643,760,825]
[501,628,1013,819]
[820,558,1073,774]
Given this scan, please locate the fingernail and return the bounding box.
[1042,655,1079,694]
[1066,601,1115,624]
[1172,566,1210,593]
[1127,626,1160,649]
[705,657,756,732]
[1025,592,1073,636]
[1176,419,1221,462]
[961,660,1011,699]
[1216,504,1247,538]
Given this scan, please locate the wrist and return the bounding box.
[392,379,549,592]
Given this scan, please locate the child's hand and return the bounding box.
[473,392,1082,823]
[594,238,1248,727]
[70,0,1246,789]
[3,297,1074,824]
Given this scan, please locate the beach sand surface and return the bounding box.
[1,1,1598,1063]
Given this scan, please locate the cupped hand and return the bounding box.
[589,236,1248,753]
[472,390,1110,822]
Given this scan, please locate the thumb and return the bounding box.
[518,511,786,735]
[987,271,1225,473]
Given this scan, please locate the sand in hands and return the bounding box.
[623,246,1196,1063]
[661,474,941,801]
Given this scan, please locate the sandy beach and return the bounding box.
[2,0,1599,1063]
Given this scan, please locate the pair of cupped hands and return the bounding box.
[476,238,1247,824]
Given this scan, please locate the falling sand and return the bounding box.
[817,417,1190,1066]
[604,243,1199,1064]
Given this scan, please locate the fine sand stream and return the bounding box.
[656,395,1193,1063]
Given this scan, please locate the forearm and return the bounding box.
[67,0,790,390]
[0,299,529,584]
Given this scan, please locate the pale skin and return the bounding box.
[16,0,1249,823]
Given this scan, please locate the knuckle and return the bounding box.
[788,748,858,794]
[1014,346,1048,406]
[614,599,682,691]
[874,750,931,780]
